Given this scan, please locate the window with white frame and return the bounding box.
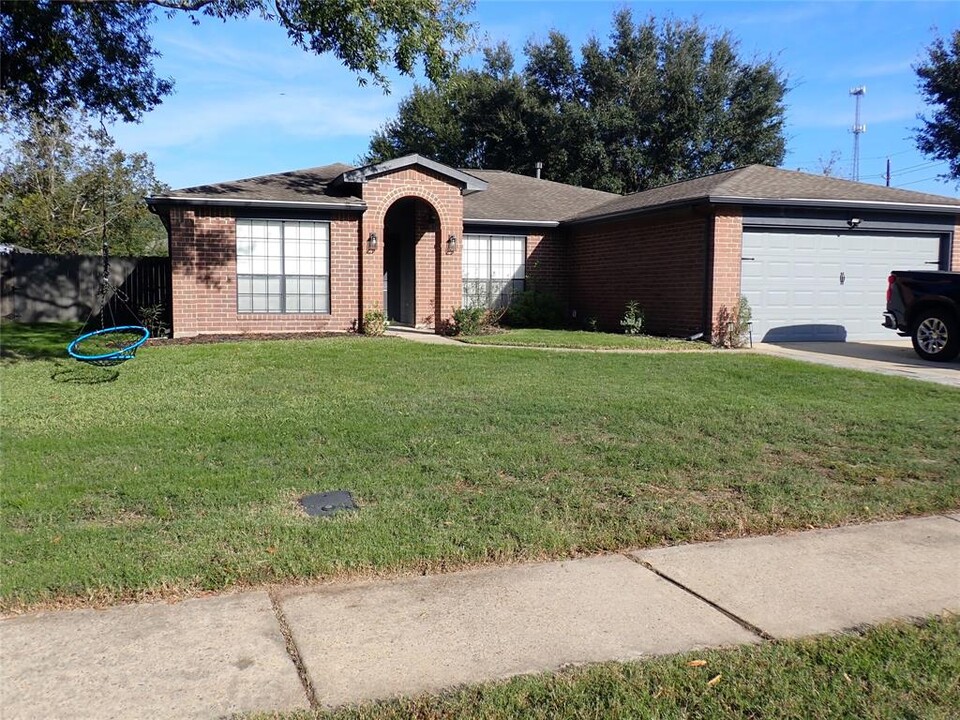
[236,220,330,314]
[462,234,525,309]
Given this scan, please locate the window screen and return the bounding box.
[462,234,525,309]
[236,220,330,314]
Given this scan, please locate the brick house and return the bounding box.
[147,155,960,342]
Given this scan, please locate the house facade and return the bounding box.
[148,154,960,342]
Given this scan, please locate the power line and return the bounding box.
[863,148,914,161]
[889,160,947,177]
[895,175,944,187]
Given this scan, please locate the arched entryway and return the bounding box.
[382,197,439,326]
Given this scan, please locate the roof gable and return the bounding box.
[339,154,488,193]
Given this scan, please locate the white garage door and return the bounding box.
[741,231,941,342]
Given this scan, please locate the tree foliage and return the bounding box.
[368,10,787,193]
[0,116,169,256]
[0,0,474,122]
[915,29,960,183]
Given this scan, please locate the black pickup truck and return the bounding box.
[883,271,960,361]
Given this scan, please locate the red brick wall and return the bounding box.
[710,207,744,340]
[569,210,708,336]
[526,230,566,300]
[360,167,464,330]
[166,207,360,337]
[953,218,960,271]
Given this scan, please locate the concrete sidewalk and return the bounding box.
[3,515,959,719]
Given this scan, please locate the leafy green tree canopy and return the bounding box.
[1,0,475,122]
[915,29,960,183]
[368,10,787,193]
[0,115,169,256]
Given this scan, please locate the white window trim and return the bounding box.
[236,219,332,315]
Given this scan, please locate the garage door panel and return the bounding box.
[741,231,940,342]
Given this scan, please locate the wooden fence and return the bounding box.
[1,252,172,334]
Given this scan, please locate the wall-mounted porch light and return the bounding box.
[367,232,378,252]
[447,234,458,254]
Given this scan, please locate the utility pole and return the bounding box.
[850,86,866,181]
[885,157,891,187]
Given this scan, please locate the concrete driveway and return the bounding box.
[753,339,960,387]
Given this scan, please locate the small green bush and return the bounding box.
[362,307,388,336]
[504,290,565,329]
[138,303,170,338]
[450,306,488,336]
[620,301,644,335]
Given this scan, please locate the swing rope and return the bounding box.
[66,118,150,366]
[67,241,150,366]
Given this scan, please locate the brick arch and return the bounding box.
[359,169,465,332]
[372,188,450,230]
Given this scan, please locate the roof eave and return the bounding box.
[565,193,960,225]
[463,218,560,228]
[563,197,710,225]
[710,195,960,214]
[146,196,367,212]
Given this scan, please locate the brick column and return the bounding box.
[952,217,960,271]
[710,206,743,341]
[358,217,384,328]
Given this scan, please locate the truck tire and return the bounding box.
[911,308,960,362]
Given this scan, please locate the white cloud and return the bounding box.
[716,4,829,28]
[109,86,399,156]
[788,102,918,130]
[825,58,915,81]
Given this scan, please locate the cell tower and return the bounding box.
[850,86,866,181]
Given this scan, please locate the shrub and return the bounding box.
[620,301,644,335]
[138,303,170,338]
[450,306,488,336]
[504,289,565,328]
[362,307,388,336]
[714,296,753,348]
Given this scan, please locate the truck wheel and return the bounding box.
[911,308,960,362]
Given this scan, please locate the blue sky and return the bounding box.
[108,1,959,196]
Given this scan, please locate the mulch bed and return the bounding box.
[145,331,354,347]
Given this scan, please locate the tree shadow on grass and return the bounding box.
[0,322,81,363]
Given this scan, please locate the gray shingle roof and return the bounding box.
[150,162,957,222]
[150,163,364,208]
[462,170,619,224]
[571,165,960,221]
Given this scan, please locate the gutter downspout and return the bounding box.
[702,209,716,343]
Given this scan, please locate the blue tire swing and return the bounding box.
[67,241,150,366]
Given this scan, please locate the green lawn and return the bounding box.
[257,616,960,719]
[1,321,83,361]
[2,329,959,609]
[459,328,710,350]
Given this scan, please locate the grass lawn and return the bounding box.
[1,321,83,362]
[459,328,710,350]
[255,616,960,719]
[2,327,959,609]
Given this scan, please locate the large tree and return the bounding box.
[0,0,474,122]
[0,115,169,255]
[915,29,960,183]
[367,10,787,193]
